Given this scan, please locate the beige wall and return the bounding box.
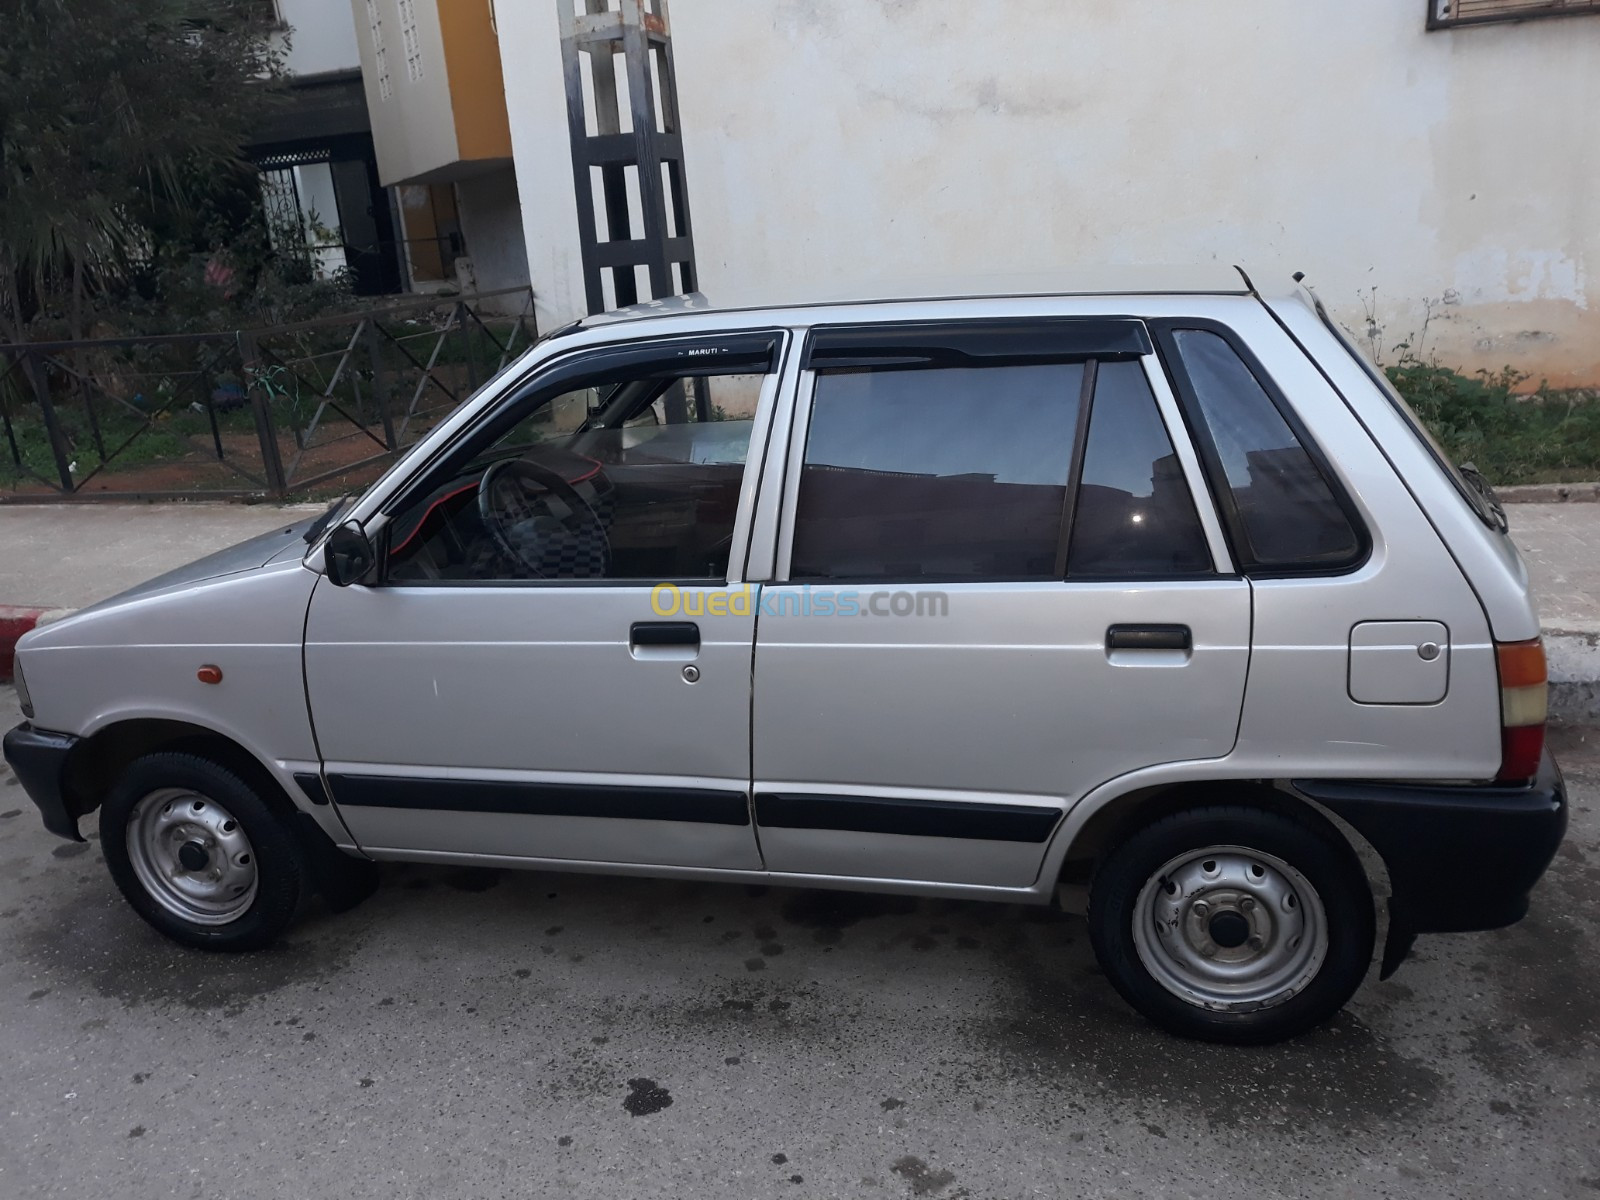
[498,0,1599,386]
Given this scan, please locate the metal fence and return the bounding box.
[0,287,536,502]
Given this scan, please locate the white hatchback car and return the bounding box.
[4,268,1566,1043]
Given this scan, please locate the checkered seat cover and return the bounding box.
[478,460,615,580]
[500,507,611,579]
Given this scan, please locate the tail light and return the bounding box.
[1495,638,1547,783]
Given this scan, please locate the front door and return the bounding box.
[751,320,1252,888]
[303,331,787,871]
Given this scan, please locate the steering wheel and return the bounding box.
[477,458,611,579]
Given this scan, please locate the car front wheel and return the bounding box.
[101,753,308,952]
[1088,805,1375,1044]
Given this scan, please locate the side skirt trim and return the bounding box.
[358,845,1053,902]
[755,792,1062,843]
[326,774,751,826]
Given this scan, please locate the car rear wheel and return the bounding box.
[1088,805,1374,1044]
[101,753,307,952]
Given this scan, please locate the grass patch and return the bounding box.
[1386,364,1600,486]
[0,394,262,487]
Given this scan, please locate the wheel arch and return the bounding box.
[65,718,297,824]
[65,718,374,908]
[1047,776,1391,914]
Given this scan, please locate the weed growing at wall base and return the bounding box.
[1358,295,1600,486]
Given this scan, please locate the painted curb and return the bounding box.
[1547,629,1600,725]
[1499,482,1600,504]
[0,607,75,683]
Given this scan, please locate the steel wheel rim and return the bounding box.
[1131,844,1328,1012]
[125,787,259,926]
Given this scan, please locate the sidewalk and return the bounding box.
[0,500,1596,718]
[1504,503,1600,722]
[0,503,322,680]
[0,502,324,611]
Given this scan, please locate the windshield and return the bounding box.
[1314,299,1506,532]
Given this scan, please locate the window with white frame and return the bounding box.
[1429,0,1600,28]
[399,0,424,82]
[365,0,393,100]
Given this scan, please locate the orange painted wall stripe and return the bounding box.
[439,0,513,163]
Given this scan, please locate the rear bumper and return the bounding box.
[2,722,84,842]
[1294,750,1567,974]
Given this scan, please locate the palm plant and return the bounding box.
[0,0,283,344]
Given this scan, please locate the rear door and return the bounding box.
[749,319,1251,889]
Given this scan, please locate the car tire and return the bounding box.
[100,752,308,952]
[1088,804,1375,1044]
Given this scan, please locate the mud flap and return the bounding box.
[1379,902,1417,980]
[290,812,381,913]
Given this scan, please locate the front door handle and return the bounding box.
[630,621,700,648]
[1106,624,1192,652]
[629,621,700,661]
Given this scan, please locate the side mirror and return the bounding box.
[324,521,376,588]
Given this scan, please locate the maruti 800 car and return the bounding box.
[4,268,1566,1043]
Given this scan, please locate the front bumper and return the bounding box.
[1294,750,1567,975]
[3,722,84,841]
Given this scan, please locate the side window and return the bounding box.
[790,363,1085,581]
[1066,361,1212,577]
[1168,328,1363,571]
[386,368,767,584]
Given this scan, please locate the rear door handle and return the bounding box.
[1106,624,1192,652]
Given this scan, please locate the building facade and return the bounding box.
[250,0,407,295]
[496,0,1599,386]
[346,0,531,307]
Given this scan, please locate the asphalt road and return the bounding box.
[2,681,1596,1199]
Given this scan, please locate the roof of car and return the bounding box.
[579,265,1255,328]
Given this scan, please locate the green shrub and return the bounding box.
[1386,362,1600,486]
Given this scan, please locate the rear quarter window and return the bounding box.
[1160,325,1367,574]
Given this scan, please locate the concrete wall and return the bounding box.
[274,0,361,77]
[456,168,533,306]
[496,0,582,330]
[497,0,1599,386]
